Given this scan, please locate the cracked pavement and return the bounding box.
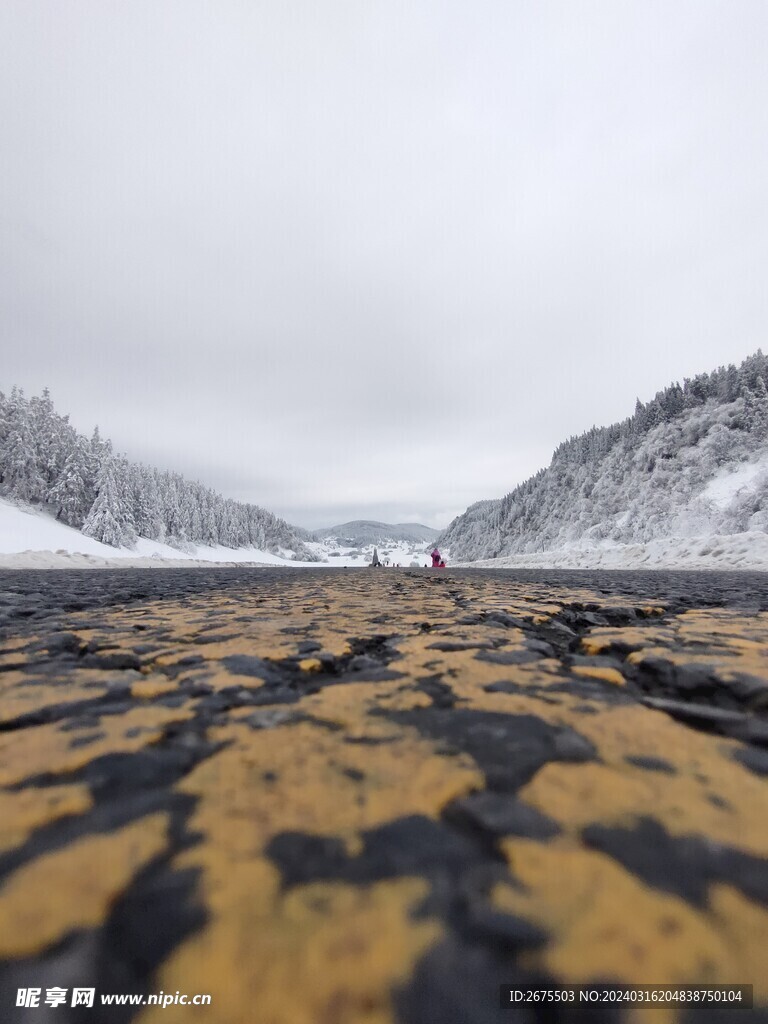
[0,567,767,1023]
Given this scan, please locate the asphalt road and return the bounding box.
[0,567,767,1023]
[1,567,768,631]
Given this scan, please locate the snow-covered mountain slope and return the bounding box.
[0,498,318,568]
[442,351,768,567]
[0,386,318,560]
[451,531,768,571]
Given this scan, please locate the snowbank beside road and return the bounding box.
[455,531,768,571]
[0,551,284,569]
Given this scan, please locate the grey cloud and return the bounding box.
[2,1,767,530]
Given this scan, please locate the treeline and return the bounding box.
[551,350,768,468]
[441,351,768,561]
[0,387,316,557]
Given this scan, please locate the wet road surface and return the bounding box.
[0,567,767,1023]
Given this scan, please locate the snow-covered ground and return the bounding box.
[0,499,435,569]
[3,497,766,572]
[455,532,768,571]
[0,499,317,568]
[701,453,768,509]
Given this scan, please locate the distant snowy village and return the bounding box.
[2,350,768,570]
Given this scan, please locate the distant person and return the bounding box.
[431,547,441,568]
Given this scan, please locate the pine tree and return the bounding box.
[49,436,91,526]
[0,390,46,502]
[753,377,768,441]
[131,464,163,540]
[0,390,9,468]
[28,387,61,495]
[82,459,136,548]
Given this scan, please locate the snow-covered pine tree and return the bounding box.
[131,464,163,540]
[82,457,137,548]
[28,387,65,496]
[161,472,186,548]
[0,389,46,502]
[753,376,768,441]
[202,493,219,546]
[0,390,10,468]
[49,434,92,526]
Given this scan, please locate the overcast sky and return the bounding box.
[2,2,767,529]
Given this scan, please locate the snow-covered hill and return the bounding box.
[0,498,319,568]
[451,530,768,571]
[310,520,439,546]
[442,351,768,569]
[0,386,318,560]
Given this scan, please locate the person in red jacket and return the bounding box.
[431,547,441,567]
